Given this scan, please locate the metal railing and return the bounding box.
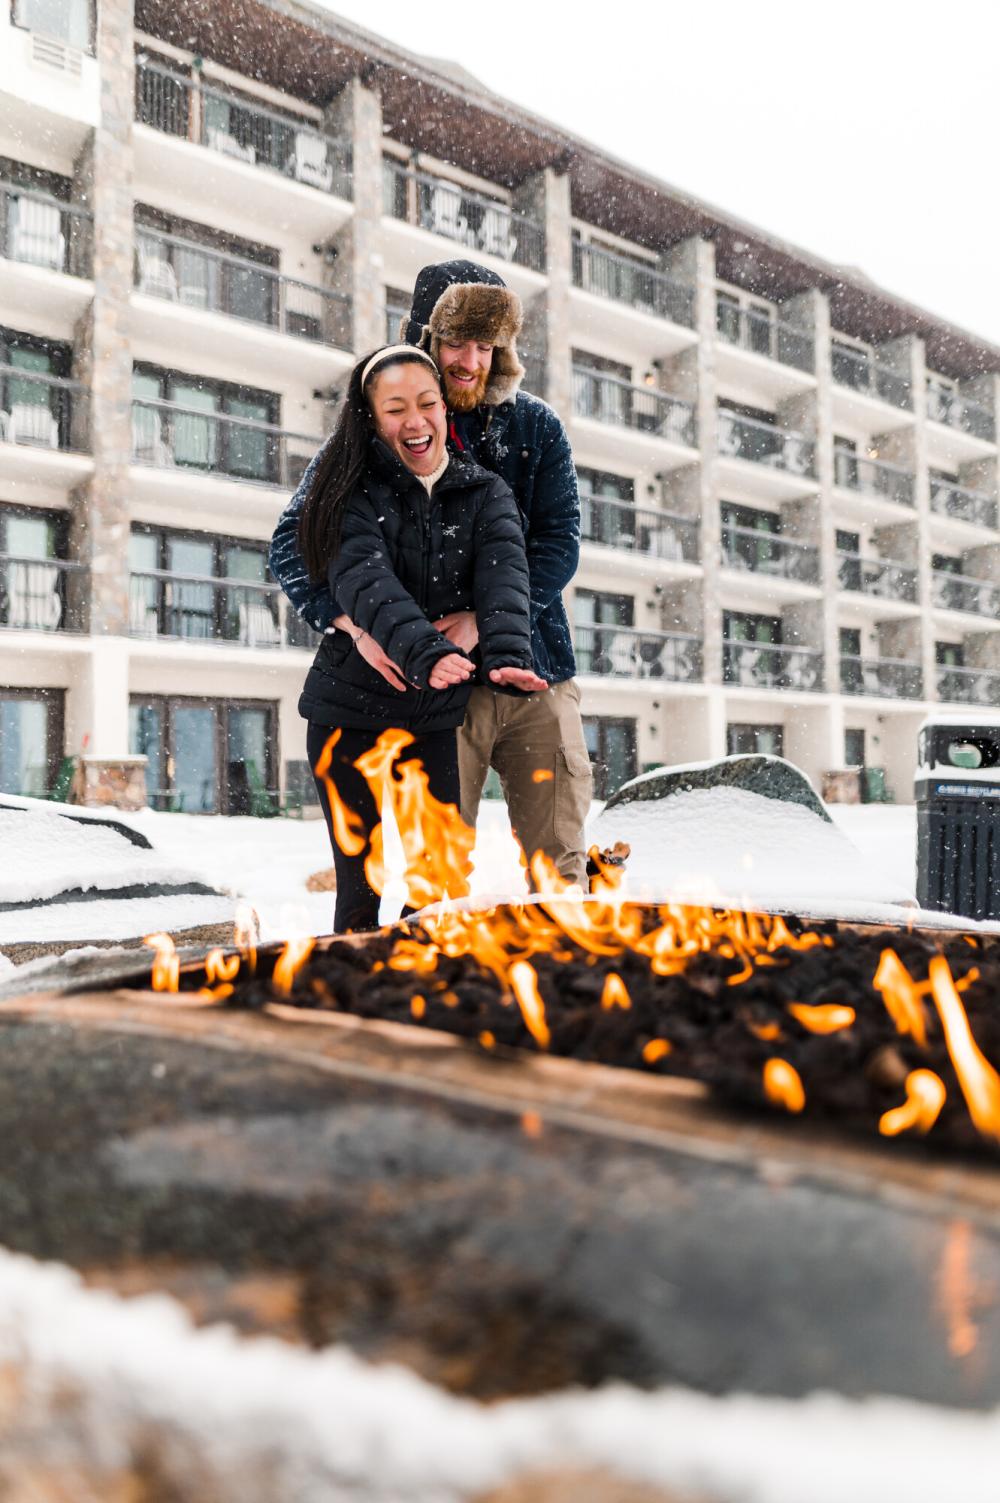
[0,554,85,632]
[929,475,998,530]
[840,655,923,699]
[830,342,912,411]
[574,624,702,681]
[932,569,1000,617]
[936,664,1000,707]
[926,380,995,442]
[723,639,824,691]
[837,552,918,603]
[0,368,88,453]
[135,227,352,349]
[580,496,699,562]
[0,181,92,278]
[715,300,814,373]
[129,569,320,648]
[574,241,694,328]
[833,446,915,506]
[720,524,819,583]
[135,58,352,200]
[131,398,319,487]
[717,410,815,476]
[573,368,696,446]
[382,158,545,272]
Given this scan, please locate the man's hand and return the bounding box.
[433,611,479,654]
[489,665,549,693]
[429,652,476,690]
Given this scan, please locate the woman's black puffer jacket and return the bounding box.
[298,438,534,732]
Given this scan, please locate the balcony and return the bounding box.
[0,554,84,633]
[717,300,813,371]
[568,241,697,361]
[133,58,352,242]
[832,446,915,516]
[581,496,699,566]
[723,639,823,692]
[129,569,319,651]
[937,664,1000,708]
[0,181,92,328]
[929,474,998,532]
[575,624,702,682]
[932,569,1000,619]
[0,368,91,490]
[381,159,545,299]
[830,342,912,413]
[837,552,918,605]
[840,656,923,700]
[572,368,696,469]
[716,410,815,500]
[720,526,819,584]
[926,379,995,443]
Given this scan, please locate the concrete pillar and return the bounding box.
[513,169,572,411]
[325,78,385,362]
[66,637,147,809]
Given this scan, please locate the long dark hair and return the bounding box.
[297,346,442,581]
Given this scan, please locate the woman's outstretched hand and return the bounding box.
[433,610,479,654]
[429,652,476,689]
[489,666,549,693]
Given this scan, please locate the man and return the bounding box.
[269,258,593,886]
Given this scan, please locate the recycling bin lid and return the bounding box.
[917,711,1000,783]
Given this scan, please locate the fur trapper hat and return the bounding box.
[400,259,525,407]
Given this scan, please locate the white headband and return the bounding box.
[361,344,439,390]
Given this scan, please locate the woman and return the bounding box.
[297,344,546,932]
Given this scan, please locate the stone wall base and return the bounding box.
[71,756,147,812]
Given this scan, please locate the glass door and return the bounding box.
[223,543,273,644]
[172,703,218,813]
[0,694,49,795]
[2,512,58,629]
[5,346,58,447]
[129,700,167,807]
[226,705,272,813]
[166,535,215,639]
[225,395,272,482]
[128,530,160,635]
[170,381,219,471]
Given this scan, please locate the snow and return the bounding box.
[0,1243,991,1501]
[0,893,237,948]
[0,809,204,904]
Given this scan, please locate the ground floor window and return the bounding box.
[128,694,277,814]
[0,687,63,796]
[726,722,784,758]
[844,728,866,767]
[583,716,637,800]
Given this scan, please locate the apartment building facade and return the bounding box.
[2,0,999,813]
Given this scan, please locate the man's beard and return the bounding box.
[443,366,490,412]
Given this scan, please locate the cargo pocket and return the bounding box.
[554,745,593,851]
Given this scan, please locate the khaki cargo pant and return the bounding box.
[457,680,593,887]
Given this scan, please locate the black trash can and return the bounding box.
[916,715,1000,920]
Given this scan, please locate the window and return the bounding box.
[716,289,772,355]
[0,506,66,631]
[577,467,635,549]
[0,329,72,449]
[936,642,964,668]
[723,611,782,685]
[720,502,780,572]
[385,286,411,344]
[844,729,866,767]
[726,723,784,758]
[583,717,637,800]
[574,589,635,676]
[128,526,275,645]
[12,0,94,52]
[0,687,63,795]
[132,365,279,481]
[129,695,277,814]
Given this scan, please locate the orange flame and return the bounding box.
[532,769,554,784]
[642,1038,672,1064]
[600,973,631,1011]
[747,1020,782,1042]
[144,932,179,992]
[313,730,367,857]
[929,955,1000,1142]
[509,961,551,1049]
[233,903,258,974]
[763,1058,805,1113]
[873,949,928,1047]
[787,1002,856,1035]
[272,936,315,995]
[205,948,241,985]
[879,1069,947,1137]
[410,993,427,1019]
[937,1220,979,1360]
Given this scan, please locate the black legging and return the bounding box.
[307,722,463,933]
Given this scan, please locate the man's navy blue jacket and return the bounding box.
[269,390,580,686]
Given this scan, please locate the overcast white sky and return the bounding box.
[317,0,1000,347]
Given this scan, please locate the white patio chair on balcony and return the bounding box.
[137,243,178,301]
[129,586,159,636]
[783,436,812,476]
[477,206,516,260]
[717,411,742,456]
[9,403,58,448]
[10,201,65,272]
[926,382,953,425]
[131,409,173,467]
[10,562,61,631]
[430,185,469,243]
[287,131,333,191]
[662,404,693,447]
[206,125,256,164]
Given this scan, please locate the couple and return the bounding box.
[270,259,593,931]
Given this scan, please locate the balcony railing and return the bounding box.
[131,399,318,487]
[129,569,320,649]
[929,475,998,530]
[574,624,702,682]
[573,242,694,328]
[717,410,815,476]
[716,300,814,373]
[135,228,352,349]
[926,380,995,442]
[580,496,699,563]
[720,525,819,583]
[135,58,352,199]
[937,665,1000,707]
[932,569,1000,618]
[840,656,923,699]
[830,343,912,411]
[0,181,92,278]
[0,368,88,453]
[0,554,85,632]
[723,639,823,691]
[833,446,915,506]
[837,553,918,603]
[573,368,696,446]
[382,159,545,272]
